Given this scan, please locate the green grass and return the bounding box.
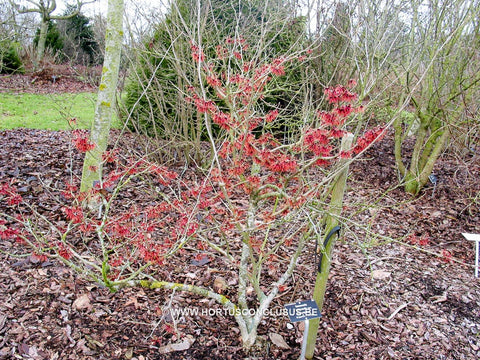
[0,92,120,130]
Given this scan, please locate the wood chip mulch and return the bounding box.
[0,75,479,359]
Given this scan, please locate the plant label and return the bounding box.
[284,300,321,323]
[462,233,480,277]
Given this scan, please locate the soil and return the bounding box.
[0,65,99,94]
[0,68,479,360]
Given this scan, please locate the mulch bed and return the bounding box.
[0,70,479,359]
[0,65,98,94]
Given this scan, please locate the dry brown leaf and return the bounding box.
[213,276,227,294]
[125,296,141,309]
[158,335,196,354]
[371,269,391,280]
[73,294,91,311]
[269,332,291,349]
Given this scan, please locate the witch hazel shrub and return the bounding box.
[0,38,384,352]
[178,39,385,349]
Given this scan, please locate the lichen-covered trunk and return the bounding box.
[35,19,48,69]
[80,0,124,193]
[394,115,450,196]
[403,127,449,195]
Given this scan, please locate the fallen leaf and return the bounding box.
[191,254,210,266]
[185,272,196,279]
[213,276,227,293]
[371,269,391,280]
[125,348,134,359]
[125,296,142,309]
[269,332,290,349]
[73,294,91,311]
[158,335,195,354]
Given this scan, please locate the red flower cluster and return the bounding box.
[408,233,430,246]
[216,45,228,60]
[304,128,333,157]
[324,85,358,104]
[72,130,96,153]
[102,171,122,190]
[213,111,232,130]
[187,92,216,114]
[102,149,118,163]
[233,51,242,60]
[270,57,286,76]
[260,152,297,173]
[441,249,453,263]
[206,75,221,87]
[265,110,279,123]
[225,36,246,46]
[353,126,384,154]
[57,242,73,260]
[190,42,205,62]
[61,181,78,200]
[62,206,84,224]
[0,221,21,241]
[0,183,22,205]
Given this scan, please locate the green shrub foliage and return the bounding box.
[0,42,24,74]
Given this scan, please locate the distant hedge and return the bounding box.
[0,41,24,74]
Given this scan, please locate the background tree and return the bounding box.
[393,0,480,195]
[80,0,124,193]
[310,1,352,101]
[33,19,63,59]
[11,0,95,69]
[0,1,23,74]
[0,41,24,73]
[0,0,35,73]
[306,0,480,196]
[58,4,101,65]
[89,12,107,61]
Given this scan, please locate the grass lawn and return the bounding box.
[0,92,120,130]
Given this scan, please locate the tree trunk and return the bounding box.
[35,19,48,69]
[404,127,449,195]
[80,0,124,193]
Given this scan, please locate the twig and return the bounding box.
[387,303,409,321]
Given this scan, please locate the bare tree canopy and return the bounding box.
[10,0,96,67]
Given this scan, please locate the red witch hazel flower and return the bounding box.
[441,249,453,263]
[62,206,84,224]
[206,75,222,87]
[265,109,279,123]
[0,224,21,241]
[212,111,232,130]
[270,57,286,76]
[72,130,95,153]
[0,183,22,205]
[324,85,357,104]
[102,149,118,163]
[190,42,205,62]
[61,181,78,200]
[57,242,73,260]
[353,126,385,154]
[187,93,216,114]
[257,151,298,173]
